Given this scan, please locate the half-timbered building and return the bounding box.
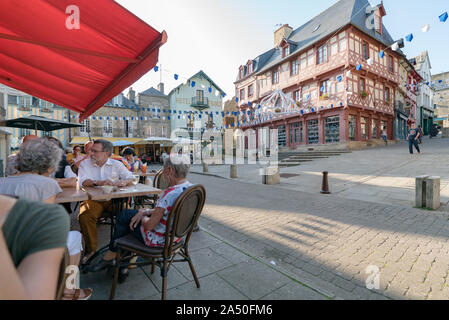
[235,0,407,150]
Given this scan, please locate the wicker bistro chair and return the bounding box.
[109,184,206,300]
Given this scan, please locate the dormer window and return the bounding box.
[247,60,253,74]
[374,4,386,35]
[282,46,290,58]
[239,66,244,80]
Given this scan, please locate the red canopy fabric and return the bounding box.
[0,0,167,121]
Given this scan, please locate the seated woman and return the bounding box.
[0,194,69,299]
[120,147,142,173]
[92,154,192,280]
[0,138,92,300]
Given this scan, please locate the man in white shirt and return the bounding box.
[78,139,133,262]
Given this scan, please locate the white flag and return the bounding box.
[346,70,351,77]
[421,24,430,32]
[367,58,373,66]
[391,42,399,51]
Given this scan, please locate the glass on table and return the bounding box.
[132,174,140,190]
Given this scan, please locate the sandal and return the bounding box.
[62,288,93,300]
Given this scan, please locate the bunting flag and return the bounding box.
[422,24,430,32]
[439,12,448,22]
[191,81,196,87]
[153,66,159,72]
[356,64,362,71]
[391,42,399,51]
[405,33,414,42]
[337,75,343,82]
[367,58,373,66]
[174,74,178,80]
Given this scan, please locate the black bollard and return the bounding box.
[321,171,331,194]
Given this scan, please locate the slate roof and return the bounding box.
[168,70,226,96]
[140,87,167,97]
[104,93,138,109]
[240,0,398,78]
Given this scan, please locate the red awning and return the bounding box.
[0,0,167,121]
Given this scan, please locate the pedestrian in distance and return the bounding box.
[417,125,424,144]
[381,126,388,146]
[407,123,421,155]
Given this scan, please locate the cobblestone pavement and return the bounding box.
[190,137,449,210]
[190,173,449,300]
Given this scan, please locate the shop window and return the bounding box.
[325,116,340,143]
[307,120,319,144]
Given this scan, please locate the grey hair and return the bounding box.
[94,139,113,156]
[163,154,190,178]
[17,138,63,175]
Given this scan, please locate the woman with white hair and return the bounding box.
[0,138,92,300]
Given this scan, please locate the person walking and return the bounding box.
[417,125,424,144]
[407,123,421,155]
[381,126,388,146]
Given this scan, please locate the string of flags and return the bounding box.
[152,65,226,98]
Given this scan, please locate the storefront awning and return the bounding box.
[0,0,167,121]
[70,136,141,145]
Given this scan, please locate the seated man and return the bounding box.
[78,139,133,263]
[91,154,192,280]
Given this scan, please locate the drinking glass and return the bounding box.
[132,174,139,190]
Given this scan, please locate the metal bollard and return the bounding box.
[321,171,331,194]
[230,164,237,179]
[202,163,208,173]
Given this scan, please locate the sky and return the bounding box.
[116,0,449,102]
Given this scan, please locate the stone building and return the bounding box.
[223,97,239,129]
[70,86,170,156]
[2,84,70,150]
[411,51,434,135]
[235,0,403,150]
[137,83,170,138]
[431,72,449,127]
[168,70,225,133]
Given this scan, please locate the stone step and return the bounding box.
[279,163,302,167]
[289,156,330,159]
[281,159,314,163]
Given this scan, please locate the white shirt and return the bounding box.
[78,158,133,186]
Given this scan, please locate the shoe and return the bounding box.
[62,288,93,300]
[193,225,200,232]
[89,258,115,272]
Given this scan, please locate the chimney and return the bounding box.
[127,87,135,102]
[157,83,165,95]
[274,24,293,47]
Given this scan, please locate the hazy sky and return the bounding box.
[116,0,449,101]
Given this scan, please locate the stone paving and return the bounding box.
[190,137,449,210]
[190,173,449,300]
[76,137,449,300]
[77,215,329,300]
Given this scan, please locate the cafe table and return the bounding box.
[55,187,89,204]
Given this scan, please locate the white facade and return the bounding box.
[168,71,225,134]
[413,51,435,132]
